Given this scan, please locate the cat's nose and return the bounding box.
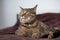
[28,17,31,20]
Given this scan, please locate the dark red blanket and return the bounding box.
[0,13,60,40]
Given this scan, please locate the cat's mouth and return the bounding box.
[25,22,32,24]
[23,19,36,25]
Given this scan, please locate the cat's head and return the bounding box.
[19,5,37,24]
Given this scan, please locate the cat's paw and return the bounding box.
[48,32,53,39]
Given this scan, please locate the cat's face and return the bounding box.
[19,5,37,24]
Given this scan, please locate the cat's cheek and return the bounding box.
[20,19,24,23]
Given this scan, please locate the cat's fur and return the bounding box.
[15,5,57,39]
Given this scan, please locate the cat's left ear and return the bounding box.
[33,5,38,11]
[20,6,24,10]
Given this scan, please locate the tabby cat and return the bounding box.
[15,5,58,39]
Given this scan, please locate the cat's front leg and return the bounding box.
[15,28,26,37]
[32,33,40,39]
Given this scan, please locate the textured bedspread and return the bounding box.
[0,13,60,40]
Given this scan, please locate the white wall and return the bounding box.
[0,0,5,29]
[18,0,60,13]
[0,0,60,29]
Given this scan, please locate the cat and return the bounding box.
[15,5,59,39]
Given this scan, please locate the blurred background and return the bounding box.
[0,0,60,29]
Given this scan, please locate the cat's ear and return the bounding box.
[34,5,38,9]
[20,6,23,10]
[33,5,38,11]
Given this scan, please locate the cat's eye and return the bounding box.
[31,14,34,15]
[30,13,35,16]
[26,13,29,14]
[22,16,25,18]
[24,10,26,13]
